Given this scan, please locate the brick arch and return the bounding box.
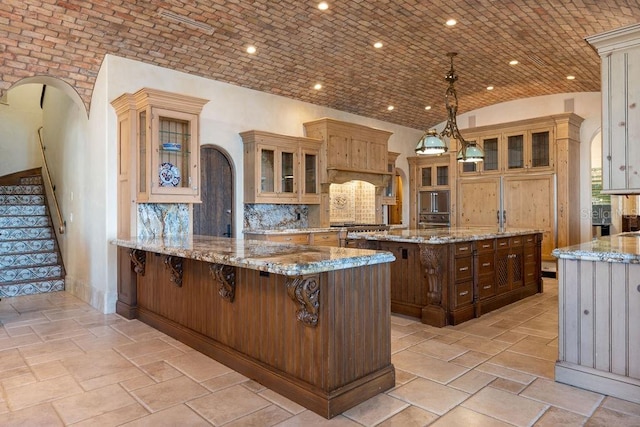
[8,76,88,118]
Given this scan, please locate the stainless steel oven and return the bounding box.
[419,190,450,228]
[419,212,450,229]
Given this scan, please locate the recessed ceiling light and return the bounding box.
[246,45,257,54]
[566,75,576,80]
[487,86,494,90]
[509,60,518,65]
[425,106,431,110]
[314,83,322,90]
[446,18,457,26]
[318,2,329,11]
[387,105,394,111]
[373,41,383,49]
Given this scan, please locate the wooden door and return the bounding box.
[503,174,555,260]
[457,177,500,227]
[193,146,234,237]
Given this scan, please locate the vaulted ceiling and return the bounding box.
[3,1,640,129]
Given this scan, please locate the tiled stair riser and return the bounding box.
[0,252,59,268]
[0,265,63,282]
[0,227,53,241]
[0,216,50,228]
[0,195,46,205]
[0,239,55,254]
[0,184,44,195]
[0,205,47,216]
[0,280,64,297]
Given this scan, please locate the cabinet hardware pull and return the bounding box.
[459,291,469,296]
[483,285,492,289]
[483,244,490,248]
[459,247,469,251]
[482,262,491,267]
[459,266,469,271]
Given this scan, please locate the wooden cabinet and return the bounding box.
[459,126,554,176]
[382,152,400,205]
[112,88,209,204]
[587,24,640,194]
[407,154,455,228]
[495,237,523,294]
[455,114,583,261]
[240,130,323,204]
[477,239,496,300]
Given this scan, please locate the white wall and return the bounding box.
[0,85,43,176]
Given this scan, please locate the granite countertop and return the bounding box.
[112,235,394,276]
[346,227,543,244]
[552,232,640,263]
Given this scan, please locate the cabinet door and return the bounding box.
[505,132,525,170]
[300,148,320,203]
[503,174,555,260]
[457,177,500,227]
[150,108,199,199]
[280,150,296,197]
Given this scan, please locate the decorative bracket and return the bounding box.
[286,276,320,327]
[164,255,183,287]
[209,264,236,302]
[129,249,146,275]
[419,244,445,306]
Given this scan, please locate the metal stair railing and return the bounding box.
[37,126,66,234]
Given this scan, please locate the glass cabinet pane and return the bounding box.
[531,131,550,167]
[261,149,275,192]
[508,135,524,169]
[304,153,317,194]
[158,117,191,189]
[483,138,499,171]
[281,151,294,193]
[139,111,147,193]
[421,167,432,187]
[385,162,394,197]
[436,166,448,185]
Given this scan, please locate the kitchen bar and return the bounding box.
[112,235,396,419]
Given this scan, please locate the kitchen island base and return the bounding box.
[116,246,395,419]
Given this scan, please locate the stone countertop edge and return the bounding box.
[111,235,395,276]
[552,232,640,264]
[346,227,544,244]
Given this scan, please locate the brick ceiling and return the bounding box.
[2,1,640,129]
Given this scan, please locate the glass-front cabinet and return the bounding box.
[459,125,553,176]
[382,152,400,205]
[112,88,209,204]
[241,130,322,204]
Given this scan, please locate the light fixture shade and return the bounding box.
[415,129,447,155]
[456,143,484,163]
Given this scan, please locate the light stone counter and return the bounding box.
[552,232,640,263]
[347,226,543,244]
[112,234,394,276]
[243,227,342,235]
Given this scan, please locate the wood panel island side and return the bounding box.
[346,227,543,327]
[112,235,395,419]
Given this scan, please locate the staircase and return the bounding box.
[0,172,65,297]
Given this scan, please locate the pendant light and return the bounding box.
[415,52,484,163]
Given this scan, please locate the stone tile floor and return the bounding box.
[1,278,639,426]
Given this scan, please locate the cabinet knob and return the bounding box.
[459,291,469,296]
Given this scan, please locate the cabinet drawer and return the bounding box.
[524,234,537,246]
[268,233,309,244]
[454,282,473,307]
[524,247,536,264]
[497,238,510,249]
[510,236,523,247]
[478,252,495,274]
[455,257,473,281]
[455,242,473,256]
[476,239,495,253]
[311,232,339,246]
[478,276,495,299]
[524,263,537,284]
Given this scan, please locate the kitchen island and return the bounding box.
[346,227,543,327]
[112,235,395,418]
[552,232,640,404]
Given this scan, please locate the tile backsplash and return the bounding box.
[330,181,376,224]
[244,204,308,230]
